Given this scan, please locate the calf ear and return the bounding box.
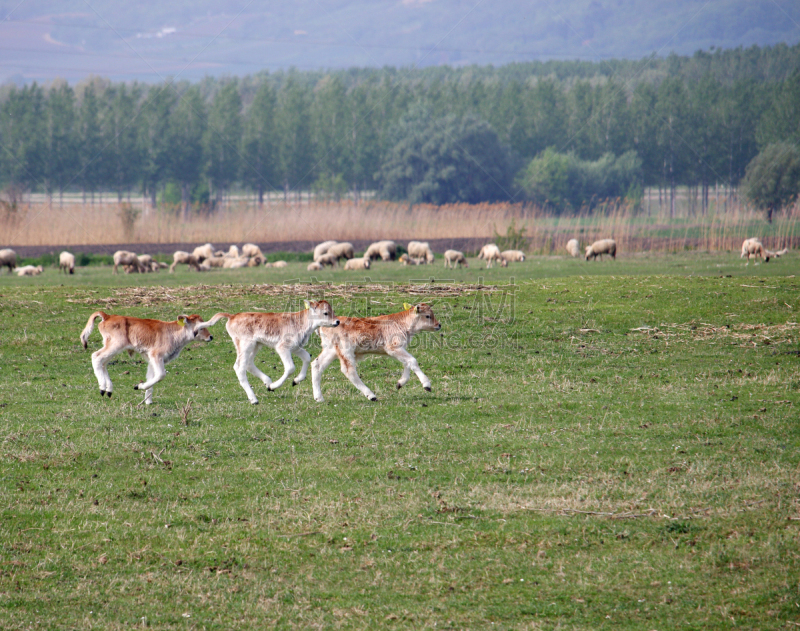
[176,315,188,327]
[304,299,311,310]
[403,303,413,311]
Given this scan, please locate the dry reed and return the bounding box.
[2,196,798,253]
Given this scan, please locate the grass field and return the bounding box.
[1,252,799,629]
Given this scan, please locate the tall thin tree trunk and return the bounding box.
[181,182,190,221]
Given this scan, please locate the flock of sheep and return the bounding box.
[0,236,790,278]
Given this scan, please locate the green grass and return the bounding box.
[1,252,799,629]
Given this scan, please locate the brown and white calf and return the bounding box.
[311,303,441,403]
[80,312,214,404]
[205,300,340,404]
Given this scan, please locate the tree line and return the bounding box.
[1,43,798,216]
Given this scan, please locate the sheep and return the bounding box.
[222,256,250,269]
[313,240,338,262]
[220,245,240,259]
[766,247,789,258]
[741,238,770,263]
[585,239,617,261]
[80,311,214,404]
[311,303,441,403]
[477,244,503,268]
[344,257,371,271]
[408,241,435,264]
[0,248,17,273]
[200,256,226,269]
[136,254,155,272]
[444,249,468,268]
[317,253,339,268]
[399,253,421,266]
[15,264,43,276]
[204,301,339,404]
[113,250,145,274]
[501,250,526,263]
[566,239,581,257]
[242,243,265,260]
[327,242,355,261]
[365,240,397,261]
[169,251,203,273]
[271,260,288,268]
[191,243,215,262]
[59,251,75,274]
[307,261,322,271]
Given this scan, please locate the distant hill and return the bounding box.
[1,0,798,83]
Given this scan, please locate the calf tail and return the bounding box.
[203,313,233,328]
[80,311,108,349]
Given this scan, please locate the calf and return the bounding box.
[80,312,214,404]
[205,300,339,404]
[311,303,441,403]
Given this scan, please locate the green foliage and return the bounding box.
[517,149,642,212]
[312,172,347,201]
[741,142,800,222]
[117,203,140,239]
[379,108,516,204]
[493,219,528,252]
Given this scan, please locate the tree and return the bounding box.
[168,86,207,219]
[756,72,800,148]
[44,81,78,205]
[241,81,279,206]
[204,81,242,207]
[101,83,142,202]
[276,76,314,201]
[740,142,800,223]
[379,108,516,205]
[0,84,45,197]
[139,84,177,210]
[76,84,104,203]
[311,75,348,196]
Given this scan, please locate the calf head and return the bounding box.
[404,303,441,332]
[177,314,214,341]
[305,300,339,328]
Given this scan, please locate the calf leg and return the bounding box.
[338,351,377,401]
[91,347,116,396]
[143,362,155,405]
[292,347,312,385]
[134,355,166,399]
[268,345,296,390]
[386,347,432,391]
[311,347,339,403]
[233,339,261,404]
[245,343,273,389]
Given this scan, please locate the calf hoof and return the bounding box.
[369,395,378,402]
[107,391,113,398]
[396,383,402,390]
[100,390,106,397]
[292,380,298,387]
[251,400,259,405]
[133,384,140,390]
[424,386,432,392]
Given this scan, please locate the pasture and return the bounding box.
[1,252,798,629]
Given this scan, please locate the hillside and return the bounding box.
[0,0,798,83]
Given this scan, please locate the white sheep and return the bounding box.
[59,251,75,274]
[242,243,265,262]
[317,253,339,268]
[0,248,17,273]
[113,250,145,274]
[344,257,371,271]
[408,241,435,264]
[477,244,503,268]
[399,253,421,266]
[327,242,355,261]
[365,240,397,261]
[741,238,769,264]
[192,243,215,262]
[169,251,203,273]
[307,262,322,271]
[223,256,250,269]
[271,260,288,268]
[766,247,789,258]
[585,239,617,261]
[501,250,526,263]
[313,240,338,262]
[566,239,581,257]
[444,250,468,268]
[15,264,43,276]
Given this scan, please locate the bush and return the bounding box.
[517,149,643,213]
[741,142,800,223]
